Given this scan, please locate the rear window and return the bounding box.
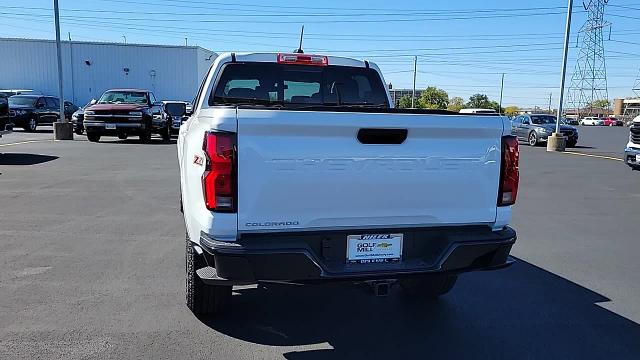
[8,96,36,106]
[210,63,388,108]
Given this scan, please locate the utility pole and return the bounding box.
[548,0,573,152]
[411,56,417,108]
[548,93,553,113]
[53,0,73,139]
[185,37,188,46]
[499,73,505,115]
[68,32,76,104]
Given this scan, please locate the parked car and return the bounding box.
[178,52,518,315]
[71,101,92,135]
[603,117,623,126]
[63,101,79,120]
[161,101,190,135]
[459,108,497,114]
[83,89,171,143]
[512,113,578,147]
[625,116,640,170]
[0,93,12,138]
[8,95,61,132]
[580,117,604,126]
[564,117,580,125]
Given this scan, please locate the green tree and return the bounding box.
[488,100,503,113]
[417,86,449,109]
[397,95,412,109]
[447,96,465,112]
[466,93,492,109]
[590,99,610,110]
[504,106,520,117]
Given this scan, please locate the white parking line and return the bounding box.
[0,140,50,148]
[562,151,623,162]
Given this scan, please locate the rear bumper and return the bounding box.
[624,147,640,168]
[197,226,516,285]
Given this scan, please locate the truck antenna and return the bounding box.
[294,25,304,54]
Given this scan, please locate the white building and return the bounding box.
[0,37,217,106]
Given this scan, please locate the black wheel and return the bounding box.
[566,140,577,148]
[161,125,171,142]
[528,131,538,146]
[139,129,151,144]
[24,117,38,132]
[399,275,458,298]
[86,132,101,142]
[185,232,231,316]
[74,126,84,135]
[117,133,128,140]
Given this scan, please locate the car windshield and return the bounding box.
[211,62,389,108]
[530,115,557,124]
[8,96,36,106]
[98,91,148,105]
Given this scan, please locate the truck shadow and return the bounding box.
[0,153,58,165]
[200,259,640,359]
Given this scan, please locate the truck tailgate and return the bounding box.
[237,109,503,232]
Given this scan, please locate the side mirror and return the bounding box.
[164,102,187,117]
[185,104,193,116]
[37,103,45,109]
[90,99,97,105]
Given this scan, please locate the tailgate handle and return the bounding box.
[357,128,408,144]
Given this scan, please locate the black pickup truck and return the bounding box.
[0,94,12,137]
[83,88,171,143]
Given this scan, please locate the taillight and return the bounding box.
[277,53,328,66]
[498,135,519,206]
[202,131,236,212]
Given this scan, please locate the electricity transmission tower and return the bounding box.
[622,68,640,120]
[566,0,610,118]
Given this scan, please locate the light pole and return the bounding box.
[548,0,573,152]
[53,0,73,140]
[411,56,417,108]
[499,73,504,115]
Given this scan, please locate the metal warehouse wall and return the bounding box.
[0,38,217,106]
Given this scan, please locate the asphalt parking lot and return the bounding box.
[1,126,639,359]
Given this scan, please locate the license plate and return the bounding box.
[105,123,116,130]
[346,234,403,264]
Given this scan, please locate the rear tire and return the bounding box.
[161,125,171,142]
[118,133,128,140]
[400,275,458,298]
[528,132,538,146]
[185,232,231,316]
[86,132,101,142]
[74,126,84,135]
[567,140,577,148]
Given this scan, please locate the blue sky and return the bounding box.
[2,0,640,108]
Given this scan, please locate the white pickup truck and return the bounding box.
[177,52,519,315]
